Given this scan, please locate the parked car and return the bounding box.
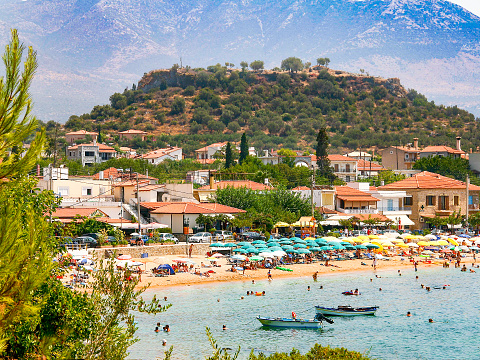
[73,236,98,248]
[454,228,475,236]
[157,233,179,244]
[82,233,101,240]
[188,232,212,243]
[239,232,266,242]
[129,234,149,246]
[214,230,234,241]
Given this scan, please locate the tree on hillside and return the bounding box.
[249,60,264,71]
[225,142,233,169]
[317,57,331,67]
[281,57,304,72]
[170,97,185,115]
[239,133,249,164]
[240,61,249,71]
[316,127,334,180]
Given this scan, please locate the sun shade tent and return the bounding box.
[157,264,175,275]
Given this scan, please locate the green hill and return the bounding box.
[62,64,479,156]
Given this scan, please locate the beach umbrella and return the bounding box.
[211,253,224,258]
[267,242,281,247]
[368,235,379,239]
[407,243,419,248]
[285,249,299,254]
[464,240,473,246]
[342,238,356,243]
[440,248,452,253]
[425,234,437,240]
[448,238,459,246]
[344,245,355,250]
[437,240,449,246]
[236,242,250,247]
[279,240,293,245]
[293,243,307,248]
[249,256,264,262]
[459,245,470,251]
[304,237,316,241]
[206,257,218,261]
[357,235,369,241]
[417,241,429,246]
[395,242,408,248]
[470,246,480,251]
[209,243,224,247]
[331,244,346,250]
[231,254,247,261]
[281,245,294,250]
[271,250,287,257]
[364,243,380,249]
[422,250,434,255]
[223,243,236,248]
[309,247,322,252]
[117,254,132,260]
[233,248,248,254]
[320,245,332,251]
[428,241,440,246]
[297,248,311,254]
[290,237,302,242]
[340,241,351,246]
[294,239,307,244]
[254,243,267,248]
[316,237,327,242]
[241,245,255,250]
[305,240,317,245]
[246,248,260,254]
[252,240,266,245]
[278,238,289,241]
[355,244,367,249]
[459,234,471,238]
[268,246,284,252]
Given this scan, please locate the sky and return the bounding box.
[448,0,480,16]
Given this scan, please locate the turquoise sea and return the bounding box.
[128,267,480,360]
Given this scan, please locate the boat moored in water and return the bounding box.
[315,305,379,316]
[257,313,333,329]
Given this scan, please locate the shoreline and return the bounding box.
[135,255,445,290]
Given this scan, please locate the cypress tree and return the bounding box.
[225,142,233,169]
[239,133,248,165]
[316,127,333,179]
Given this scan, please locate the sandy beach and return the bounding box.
[132,254,445,289]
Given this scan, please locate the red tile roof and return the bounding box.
[93,167,120,180]
[119,129,147,134]
[139,147,181,159]
[335,186,380,202]
[292,186,310,191]
[194,158,220,164]
[357,159,385,171]
[67,143,116,153]
[420,145,464,155]
[113,180,150,187]
[353,214,390,222]
[198,180,273,191]
[65,130,98,136]
[148,202,245,214]
[51,208,108,220]
[328,154,356,162]
[378,171,480,191]
[195,142,227,152]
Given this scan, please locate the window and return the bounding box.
[390,151,394,154]
[469,195,473,205]
[345,164,350,172]
[387,199,394,211]
[438,196,449,210]
[404,197,413,206]
[454,196,459,206]
[82,187,93,196]
[334,164,339,172]
[426,196,435,206]
[405,154,409,159]
[84,151,95,157]
[345,176,350,182]
[57,187,69,196]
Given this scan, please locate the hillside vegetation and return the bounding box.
[62,64,479,156]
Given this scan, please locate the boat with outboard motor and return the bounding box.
[256,313,333,329]
[315,305,379,316]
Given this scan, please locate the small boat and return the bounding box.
[257,313,333,329]
[315,305,379,316]
[342,291,360,295]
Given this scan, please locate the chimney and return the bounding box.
[413,138,418,150]
[209,172,214,189]
[470,148,473,154]
[456,136,461,151]
[99,171,104,180]
[93,139,97,146]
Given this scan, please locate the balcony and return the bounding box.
[435,209,453,216]
[337,208,378,214]
[468,204,480,212]
[334,169,357,173]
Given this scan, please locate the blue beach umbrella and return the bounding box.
[285,249,299,254]
[297,248,311,254]
[224,243,237,247]
[290,237,302,242]
[267,242,281,247]
[209,243,225,247]
[293,243,307,249]
[282,245,294,250]
[355,244,368,250]
[294,239,307,244]
[236,242,250,247]
[252,240,266,245]
[269,246,283,252]
[320,245,332,251]
[309,247,322,252]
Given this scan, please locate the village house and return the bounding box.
[378,171,480,230]
[328,155,357,182]
[419,137,466,159]
[345,151,372,161]
[66,141,116,166]
[291,186,336,211]
[119,129,148,141]
[195,142,228,164]
[334,185,380,214]
[65,130,98,144]
[381,138,420,171]
[356,159,386,178]
[138,146,183,165]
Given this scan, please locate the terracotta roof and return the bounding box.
[378,171,480,191]
[195,142,227,152]
[119,129,147,135]
[317,206,338,215]
[386,146,420,153]
[198,180,273,191]
[335,186,380,202]
[65,130,98,136]
[357,159,385,171]
[136,184,166,192]
[353,214,390,222]
[292,186,310,191]
[113,180,150,187]
[67,143,116,153]
[93,167,120,180]
[420,145,464,155]
[328,154,356,162]
[194,158,219,164]
[51,208,108,219]
[148,202,245,214]
[96,217,133,224]
[139,147,181,159]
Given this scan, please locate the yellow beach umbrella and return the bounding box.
[417,241,429,246]
[448,238,459,246]
[395,242,408,248]
[415,235,426,240]
[358,235,369,241]
[437,240,449,246]
[342,238,356,243]
[369,235,379,239]
[304,237,316,241]
[404,235,416,240]
[390,239,404,243]
[429,241,440,246]
[382,241,395,247]
[274,221,291,228]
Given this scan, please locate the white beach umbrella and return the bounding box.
[271,250,287,257]
[425,234,437,240]
[407,243,419,248]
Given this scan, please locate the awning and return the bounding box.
[385,215,415,226]
[115,222,169,230]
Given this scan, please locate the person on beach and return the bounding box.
[223,324,227,330]
[414,261,418,272]
[155,327,160,332]
[267,270,272,280]
[372,256,377,270]
[189,244,193,258]
[313,271,318,281]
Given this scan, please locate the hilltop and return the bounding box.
[61,65,479,157]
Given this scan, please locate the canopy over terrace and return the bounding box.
[334,186,380,213]
[353,214,392,227]
[320,214,354,226]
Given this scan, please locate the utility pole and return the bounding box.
[49,164,53,223]
[311,165,315,235]
[136,172,141,235]
[466,174,470,229]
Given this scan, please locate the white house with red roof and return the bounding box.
[145,202,245,234]
[328,155,357,182]
[119,129,148,141]
[334,185,380,214]
[290,186,335,211]
[356,159,386,178]
[419,137,466,159]
[195,142,227,164]
[65,130,98,144]
[67,140,117,166]
[138,146,183,165]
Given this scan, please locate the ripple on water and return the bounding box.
[129,267,480,360]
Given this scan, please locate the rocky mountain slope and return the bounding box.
[0,0,479,121]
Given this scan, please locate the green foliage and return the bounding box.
[205,327,240,360]
[281,57,304,72]
[316,127,334,181]
[413,156,471,182]
[316,57,331,67]
[368,170,406,187]
[425,216,447,229]
[225,142,234,169]
[250,60,264,71]
[239,133,249,165]
[170,96,186,115]
[248,343,372,360]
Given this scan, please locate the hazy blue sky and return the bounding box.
[449,0,480,16]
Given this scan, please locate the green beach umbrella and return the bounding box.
[209,243,225,247]
[279,238,289,241]
[309,247,322,252]
[252,240,266,245]
[294,239,307,244]
[365,243,380,249]
[279,240,293,245]
[282,245,294,250]
[224,243,237,247]
[320,246,332,251]
[267,242,281,247]
[297,248,311,254]
[269,246,283,252]
[286,249,298,253]
[345,245,355,250]
[355,244,368,250]
[249,256,264,261]
[236,242,250,246]
[290,237,302,242]
[293,243,307,249]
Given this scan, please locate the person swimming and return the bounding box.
[163,325,170,332]
[407,312,411,317]
[155,327,160,332]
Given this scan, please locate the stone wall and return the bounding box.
[91,243,211,259]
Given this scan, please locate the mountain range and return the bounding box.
[0,0,479,122]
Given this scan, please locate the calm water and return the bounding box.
[128,267,480,360]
